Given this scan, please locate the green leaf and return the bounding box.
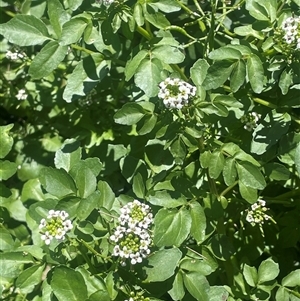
[133,3,144,26]
[239,181,257,204]
[0,124,14,159]
[0,160,17,180]
[247,54,264,93]
[145,140,175,174]
[230,60,246,92]
[190,59,210,87]
[282,270,300,287]
[89,290,111,301]
[223,158,237,186]
[257,258,279,284]
[125,49,148,81]
[70,161,97,198]
[133,173,145,199]
[295,143,300,177]
[40,167,77,198]
[236,161,266,190]
[134,58,162,97]
[114,103,145,125]
[234,25,264,39]
[152,45,185,64]
[246,0,277,22]
[63,54,109,102]
[147,190,187,208]
[0,252,34,280]
[0,15,50,46]
[200,151,211,168]
[180,258,212,275]
[60,17,88,45]
[208,47,242,60]
[168,271,185,301]
[97,181,115,211]
[0,228,14,251]
[137,114,157,135]
[144,248,182,282]
[189,201,206,244]
[67,0,84,11]
[29,41,68,79]
[144,7,170,29]
[77,190,100,220]
[154,207,192,247]
[51,266,88,301]
[207,286,229,301]
[245,0,269,21]
[264,162,290,181]
[148,0,181,13]
[208,150,225,179]
[170,137,186,164]
[279,68,293,95]
[203,60,234,90]
[243,264,258,287]
[120,156,148,183]
[54,139,82,172]
[47,0,70,38]
[251,111,291,155]
[275,286,289,301]
[182,272,209,301]
[16,264,45,294]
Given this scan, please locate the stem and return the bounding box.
[175,0,199,17]
[78,238,112,262]
[136,26,152,40]
[164,25,197,41]
[220,180,239,197]
[70,44,96,55]
[251,96,277,109]
[170,64,188,81]
[185,246,207,260]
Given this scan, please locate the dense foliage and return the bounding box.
[0,0,300,300]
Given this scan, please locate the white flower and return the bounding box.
[158,77,196,110]
[110,200,153,264]
[103,0,114,5]
[39,210,73,245]
[16,89,27,100]
[245,200,271,226]
[41,231,53,245]
[6,50,25,60]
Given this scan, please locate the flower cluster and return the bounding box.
[39,210,73,245]
[99,0,114,5]
[281,16,300,49]
[158,77,196,110]
[16,89,28,101]
[110,200,153,265]
[246,200,271,226]
[125,291,150,301]
[240,112,260,132]
[6,50,25,60]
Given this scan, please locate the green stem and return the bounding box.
[164,25,197,41]
[70,44,96,55]
[220,180,239,197]
[78,239,112,262]
[252,96,277,109]
[136,26,152,40]
[170,64,188,81]
[175,0,199,17]
[192,0,205,17]
[3,10,15,17]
